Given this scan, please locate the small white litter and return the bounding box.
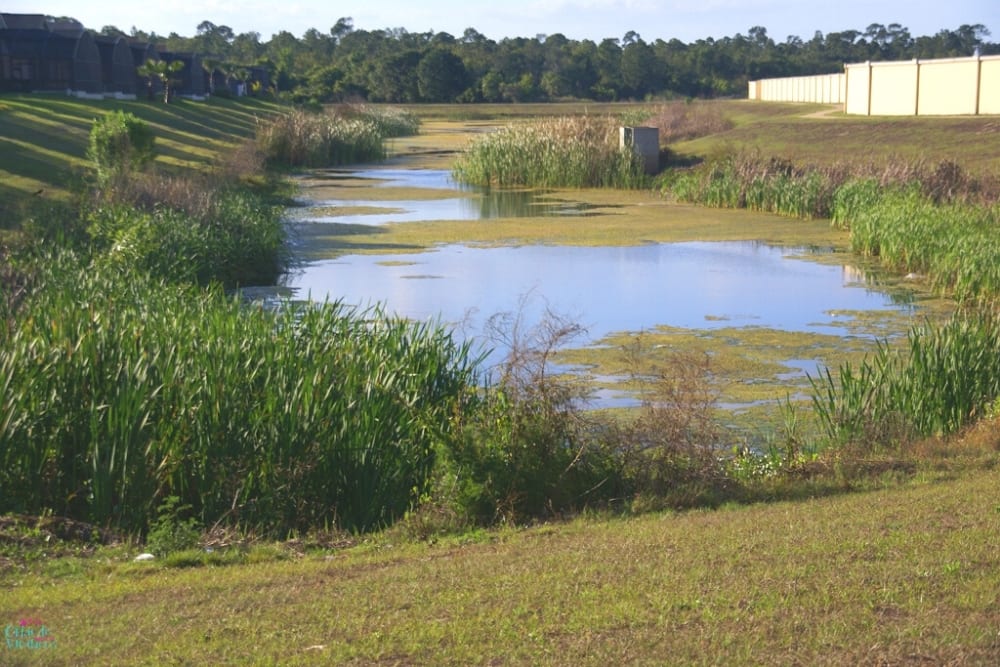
[133,553,156,562]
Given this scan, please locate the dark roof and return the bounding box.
[48,19,84,34]
[95,34,136,93]
[0,28,103,93]
[129,41,157,64]
[0,14,49,30]
[0,29,54,59]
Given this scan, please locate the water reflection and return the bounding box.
[298,169,595,224]
[281,241,913,346]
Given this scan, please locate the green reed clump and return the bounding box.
[0,255,479,535]
[85,183,284,288]
[452,115,647,189]
[256,107,406,168]
[810,313,1000,447]
[832,183,1000,306]
[667,153,840,219]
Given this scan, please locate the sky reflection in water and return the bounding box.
[281,241,904,346]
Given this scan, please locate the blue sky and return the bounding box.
[5,0,996,44]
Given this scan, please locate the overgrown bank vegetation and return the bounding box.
[2,102,461,538]
[0,256,477,534]
[2,99,1000,558]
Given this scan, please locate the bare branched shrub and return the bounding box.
[214,139,267,183]
[484,295,591,417]
[99,171,217,218]
[613,335,727,507]
[441,297,621,525]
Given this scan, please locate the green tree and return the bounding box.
[137,59,185,103]
[417,48,468,101]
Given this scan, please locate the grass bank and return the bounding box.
[0,95,284,206]
[2,457,998,664]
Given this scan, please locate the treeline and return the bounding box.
[102,19,997,104]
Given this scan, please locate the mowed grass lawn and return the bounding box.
[3,462,999,665]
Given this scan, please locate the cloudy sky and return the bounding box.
[5,0,996,44]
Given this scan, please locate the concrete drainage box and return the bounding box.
[620,126,659,174]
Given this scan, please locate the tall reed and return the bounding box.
[0,255,479,534]
[832,183,1000,306]
[810,313,1000,446]
[666,152,841,219]
[668,153,1000,306]
[452,115,647,189]
[256,105,419,169]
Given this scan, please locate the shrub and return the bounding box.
[146,496,202,556]
[86,178,285,288]
[439,305,623,524]
[87,111,156,184]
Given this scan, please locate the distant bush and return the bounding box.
[342,103,421,138]
[648,100,734,143]
[87,110,156,184]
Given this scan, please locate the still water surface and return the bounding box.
[282,240,905,344]
[279,168,919,402]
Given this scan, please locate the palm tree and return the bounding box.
[137,59,185,103]
[201,57,221,95]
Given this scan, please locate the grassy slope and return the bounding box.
[0,94,284,229]
[2,461,998,665]
[2,99,1000,664]
[673,101,1000,177]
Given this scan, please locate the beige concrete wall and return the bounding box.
[844,63,871,115]
[869,61,919,115]
[757,56,1000,116]
[979,57,1000,115]
[748,73,844,104]
[918,58,979,115]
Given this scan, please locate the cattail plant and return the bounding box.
[0,254,480,535]
[452,115,647,189]
[810,313,1000,447]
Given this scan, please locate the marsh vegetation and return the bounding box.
[1,98,998,552]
